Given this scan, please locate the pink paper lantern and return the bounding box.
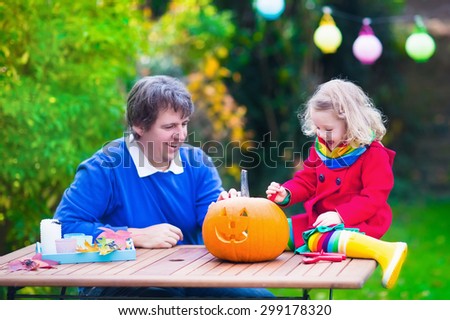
[352,19,383,65]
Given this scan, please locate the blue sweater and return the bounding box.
[54,138,223,245]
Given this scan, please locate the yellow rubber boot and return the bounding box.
[339,230,407,289]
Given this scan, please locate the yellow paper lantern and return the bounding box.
[313,7,342,54]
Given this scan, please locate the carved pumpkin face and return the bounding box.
[202,197,289,262]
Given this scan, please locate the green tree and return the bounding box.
[0,0,242,255]
[212,0,410,201]
[0,0,149,254]
[143,0,245,186]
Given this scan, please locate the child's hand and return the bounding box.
[266,182,288,203]
[313,211,343,227]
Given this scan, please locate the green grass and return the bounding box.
[272,197,450,300]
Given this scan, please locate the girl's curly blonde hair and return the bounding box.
[299,79,386,147]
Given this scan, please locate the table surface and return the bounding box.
[0,244,376,290]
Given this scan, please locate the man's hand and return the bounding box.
[128,223,183,249]
[217,188,241,201]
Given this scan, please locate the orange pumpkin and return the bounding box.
[202,197,289,262]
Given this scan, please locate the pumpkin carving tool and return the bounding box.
[301,250,346,264]
[240,169,250,197]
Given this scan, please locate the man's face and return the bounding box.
[133,108,189,169]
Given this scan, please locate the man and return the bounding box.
[54,75,273,298]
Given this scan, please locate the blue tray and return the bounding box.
[35,241,136,264]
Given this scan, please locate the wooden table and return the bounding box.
[0,244,377,299]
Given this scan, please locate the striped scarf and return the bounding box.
[315,137,368,169]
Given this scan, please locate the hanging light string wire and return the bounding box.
[308,3,450,26]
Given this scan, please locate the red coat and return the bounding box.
[282,141,395,248]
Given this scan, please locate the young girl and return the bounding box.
[266,79,407,289]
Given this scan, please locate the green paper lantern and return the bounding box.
[405,16,436,63]
[405,32,436,63]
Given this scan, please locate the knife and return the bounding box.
[240,169,250,197]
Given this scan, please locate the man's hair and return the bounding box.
[126,75,194,137]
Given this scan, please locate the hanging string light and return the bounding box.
[254,0,285,20]
[252,3,439,63]
[352,18,383,65]
[313,6,342,54]
[405,15,436,63]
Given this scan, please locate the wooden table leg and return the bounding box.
[7,287,18,300]
[301,289,310,299]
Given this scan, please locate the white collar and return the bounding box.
[125,134,184,177]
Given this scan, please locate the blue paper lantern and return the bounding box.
[255,0,285,20]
